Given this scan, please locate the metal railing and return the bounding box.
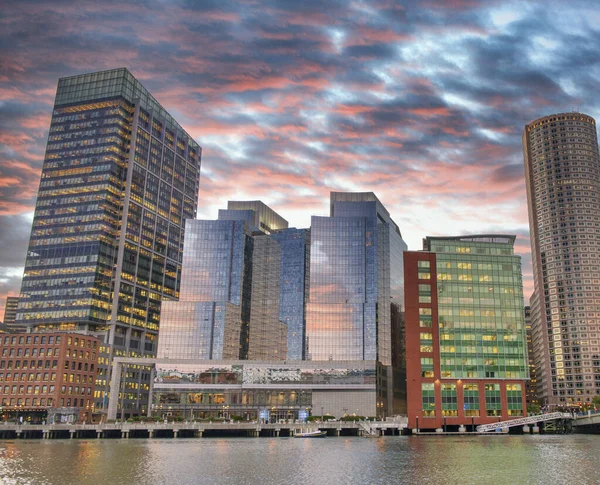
[476,412,572,432]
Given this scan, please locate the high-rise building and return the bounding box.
[404,235,528,431]
[157,202,290,364]
[523,112,600,406]
[306,192,407,416]
[2,297,23,332]
[125,192,406,422]
[157,219,249,361]
[15,68,201,416]
[525,306,538,407]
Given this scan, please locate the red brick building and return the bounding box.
[404,236,529,431]
[0,333,99,423]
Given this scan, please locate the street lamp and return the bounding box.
[321,406,324,422]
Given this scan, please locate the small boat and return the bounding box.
[295,430,327,438]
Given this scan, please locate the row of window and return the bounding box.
[1,397,91,408]
[421,383,523,417]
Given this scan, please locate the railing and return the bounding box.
[476,412,572,433]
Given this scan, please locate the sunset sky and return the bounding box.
[1,0,600,318]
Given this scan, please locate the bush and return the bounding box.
[230,415,244,422]
[340,416,365,422]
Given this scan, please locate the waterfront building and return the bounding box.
[15,68,201,417]
[3,297,24,332]
[525,306,539,407]
[523,112,600,406]
[115,192,405,421]
[0,332,99,423]
[306,192,407,417]
[404,235,529,431]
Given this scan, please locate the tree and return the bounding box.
[592,395,600,409]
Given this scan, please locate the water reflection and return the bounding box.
[0,436,599,485]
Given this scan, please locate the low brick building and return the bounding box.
[0,333,99,423]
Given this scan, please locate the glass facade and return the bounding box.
[306,193,407,364]
[15,68,201,415]
[271,229,310,360]
[145,193,404,420]
[247,236,287,360]
[150,361,377,420]
[158,203,292,363]
[226,201,288,234]
[425,236,528,380]
[158,220,248,360]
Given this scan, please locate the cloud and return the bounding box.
[2,0,600,308]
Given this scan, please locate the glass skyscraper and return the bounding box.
[306,192,407,416]
[16,68,201,416]
[306,192,407,365]
[158,202,291,362]
[108,192,406,420]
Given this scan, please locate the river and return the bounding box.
[0,435,598,484]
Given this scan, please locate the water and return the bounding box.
[0,435,598,485]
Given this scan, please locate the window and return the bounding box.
[485,383,501,416]
[419,284,432,303]
[441,384,458,416]
[463,384,479,416]
[421,358,434,378]
[422,383,435,416]
[418,272,431,280]
[506,384,523,416]
[418,261,430,268]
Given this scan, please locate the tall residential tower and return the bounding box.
[523,112,600,406]
[16,68,201,416]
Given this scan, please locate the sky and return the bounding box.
[2,0,600,318]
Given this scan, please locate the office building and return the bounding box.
[523,112,600,406]
[111,192,406,421]
[3,297,24,332]
[0,332,99,423]
[15,68,202,416]
[305,192,407,416]
[404,235,528,431]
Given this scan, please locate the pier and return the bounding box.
[0,420,405,440]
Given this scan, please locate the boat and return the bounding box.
[295,430,327,438]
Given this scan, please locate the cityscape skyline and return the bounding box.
[3,0,600,318]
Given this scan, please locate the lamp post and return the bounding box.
[471,416,475,432]
[443,416,447,433]
[321,406,324,423]
[416,416,419,434]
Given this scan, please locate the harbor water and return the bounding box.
[0,435,599,484]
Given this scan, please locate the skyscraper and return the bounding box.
[404,235,528,431]
[306,192,407,416]
[134,192,404,422]
[157,201,290,363]
[523,112,600,407]
[16,68,201,415]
